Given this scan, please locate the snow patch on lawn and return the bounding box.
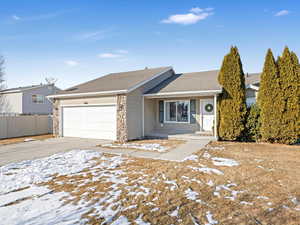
[0,150,129,225]
[0,150,101,194]
[185,188,199,200]
[205,211,218,225]
[0,188,86,225]
[102,142,168,152]
[183,154,198,162]
[188,166,224,175]
[211,157,239,167]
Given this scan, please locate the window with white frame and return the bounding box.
[164,100,190,123]
[32,94,45,104]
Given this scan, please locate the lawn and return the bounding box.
[0,134,53,145]
[0,142,299,224]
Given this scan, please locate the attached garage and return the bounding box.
[62,105,117,140]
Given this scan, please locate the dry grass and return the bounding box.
[0,134,53,146]
[99,139,186,151]
[40,142,300,224]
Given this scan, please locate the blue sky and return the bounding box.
[1,0,299,89]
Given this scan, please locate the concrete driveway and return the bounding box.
[0,137,109,166]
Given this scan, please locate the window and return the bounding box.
[32,95,45,104]
[164,100,190,123]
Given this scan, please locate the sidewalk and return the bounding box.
[94,138,213,161]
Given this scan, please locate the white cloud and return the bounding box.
[64,60,78,66]
[12,15,20,21]
[275,10,290,17]
[76,28,114,41]
[161,7,214,25]
[190,7,203,13]
[10,10,74,23]
[98,53,122,59]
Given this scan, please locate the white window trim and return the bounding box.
[164,100,190,124]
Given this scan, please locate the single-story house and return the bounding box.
[48,67,260,142]
[0,84,60,115]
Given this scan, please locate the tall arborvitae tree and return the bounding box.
[257,49,283,142]
[218,46,247,140]
[277,47,300,144]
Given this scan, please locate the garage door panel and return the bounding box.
[62,105,117,140]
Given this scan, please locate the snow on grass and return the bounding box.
[0,150,130,225]
[211,157,239,167]
[170,206,179,217]
[188,166,224,175]
[183,154,198,162]
[214,183,244,201]
[0,150,101,194]
[185,188,199,200]
[135,214,151,225]
[0,188,87,225]
[102,142,168,152]
[205,211,218,225]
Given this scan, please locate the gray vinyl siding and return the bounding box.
[246,88,256,98]
[126,69,174,140]
[0,92,23,114]
[22,86,56,114]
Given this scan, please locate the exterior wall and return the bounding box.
[0,92,23,114]
[53,95,117,137]
[117,95,128,142]
[144,98,156,135]
[246,88,258,107]
[126,69,174,140]
[53,99,60,137]
[22,85,58,115]
[144,96,215,135]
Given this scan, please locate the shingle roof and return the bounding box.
[245,73,260,85]
[146,71,261,95]
[146,70,221,94]
[57,66,172,95]
[0,84,47,94]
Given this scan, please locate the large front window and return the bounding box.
[164,100,190,123]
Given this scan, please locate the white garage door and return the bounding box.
[62,105,117,140]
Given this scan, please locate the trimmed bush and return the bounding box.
[257,49,282,142]
[277,47,300,144]
[217,46,247,140]
[244,104,261,142]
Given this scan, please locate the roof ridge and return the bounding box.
[64,66,172,92]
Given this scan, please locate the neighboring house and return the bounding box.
[48,67,260,142]
[0,84,59,115]
[245,73,260,106]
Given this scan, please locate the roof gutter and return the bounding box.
[246,84,259,91]
[143,90,222,97]
[47,89,127,99]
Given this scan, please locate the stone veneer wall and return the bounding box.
[117,94,128,143]
[53,99,60,137]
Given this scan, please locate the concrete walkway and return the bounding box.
[0,137,213,166]
[94,138,213,161]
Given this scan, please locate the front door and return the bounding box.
[200,98,214,131]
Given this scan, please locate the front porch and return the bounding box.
[145,130,216,141]
[142,92,219,140]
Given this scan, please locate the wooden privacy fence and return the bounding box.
[0,115,52,139]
